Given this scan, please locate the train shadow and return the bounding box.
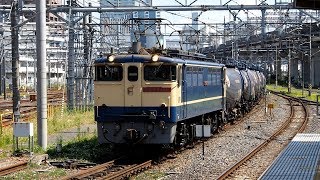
[46,137,116,164]
[46,137,167,164]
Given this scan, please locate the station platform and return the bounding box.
[260,133,320,180]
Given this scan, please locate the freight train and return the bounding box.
[94,49,266,146]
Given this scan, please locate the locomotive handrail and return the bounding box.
[145,82,173,85]
[168,96,171,118]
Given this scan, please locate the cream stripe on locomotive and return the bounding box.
[178,96,223,106]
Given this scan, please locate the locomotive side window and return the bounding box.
[192,67,198,87]
[186,67,192,87]
[95,65,123,81]
[198,67,203,86]
[144,65,176,81]
[128,66,138,81]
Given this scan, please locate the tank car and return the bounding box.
[224,66,265,121]
[94,51,226,146]
[225,67,243,121]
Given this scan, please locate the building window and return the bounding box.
[156,11,160,18]
[144,11,149,18]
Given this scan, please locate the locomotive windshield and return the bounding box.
[144,64,176,81]
[95,65,123,81]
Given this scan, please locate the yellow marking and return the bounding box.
[268,104,274,109]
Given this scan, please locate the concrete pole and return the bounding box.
[67,3,75,110]
[288,48,291,93]
[2,56,5,100]
[11,1,20,122]
[36,0,48,149]
[309,23,313,96]
[0,47,3,95]
[275,46,278,87]
[88,4,94,106]
[261,8,266,61]
[83,13,89,109]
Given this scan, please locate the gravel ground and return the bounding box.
[230,99,307,179]
[304,104,320,133]
[141,94,292,180]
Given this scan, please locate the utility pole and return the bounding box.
[275,46,278,87]
[88,3,94,106]
[288,48,291,93]
[309,22,312,96]
[0,45,3,96]
[83,9,89,110]
[36,0,48,149]
[67,0,75,110]
[11,0,20,122]
[2,56,5,100]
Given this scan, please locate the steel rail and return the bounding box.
[62,160,115,180]
[216,93,308,180]
[62,159,152,180]
[297,99,309,133]
[104,160,152,180]
[0,161,28,176]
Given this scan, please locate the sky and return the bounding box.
[153,0,284,25]
[88,0,287,25]
[85,0,296,36]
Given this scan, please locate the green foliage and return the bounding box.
[0,107,94,154]
[1,166,67,180]
[267,84,319,101]
[48,107,94,134]
[0,128,13,154]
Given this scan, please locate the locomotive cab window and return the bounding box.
[128,66,139,81]
[95,65,123,81]
[144,64,176,81]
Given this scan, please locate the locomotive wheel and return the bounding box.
[210,115,219,133]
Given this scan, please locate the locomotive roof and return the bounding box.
[95,54,224,67]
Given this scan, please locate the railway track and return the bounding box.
[0,91,65,128]
[216,92,308,179]
[0,161,28,176]
[269,90,318,105]
[62,159,152,180]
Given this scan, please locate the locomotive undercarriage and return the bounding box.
[174,111,223,147]
[98,120,177,144]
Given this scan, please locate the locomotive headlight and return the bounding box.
[114,123,121,132]
[151,54,159,62]
[108,55,115,62]
[160,103,166,108]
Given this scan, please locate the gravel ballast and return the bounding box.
[139,94,297,179]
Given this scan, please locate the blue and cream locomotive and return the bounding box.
[94,50,227,146]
